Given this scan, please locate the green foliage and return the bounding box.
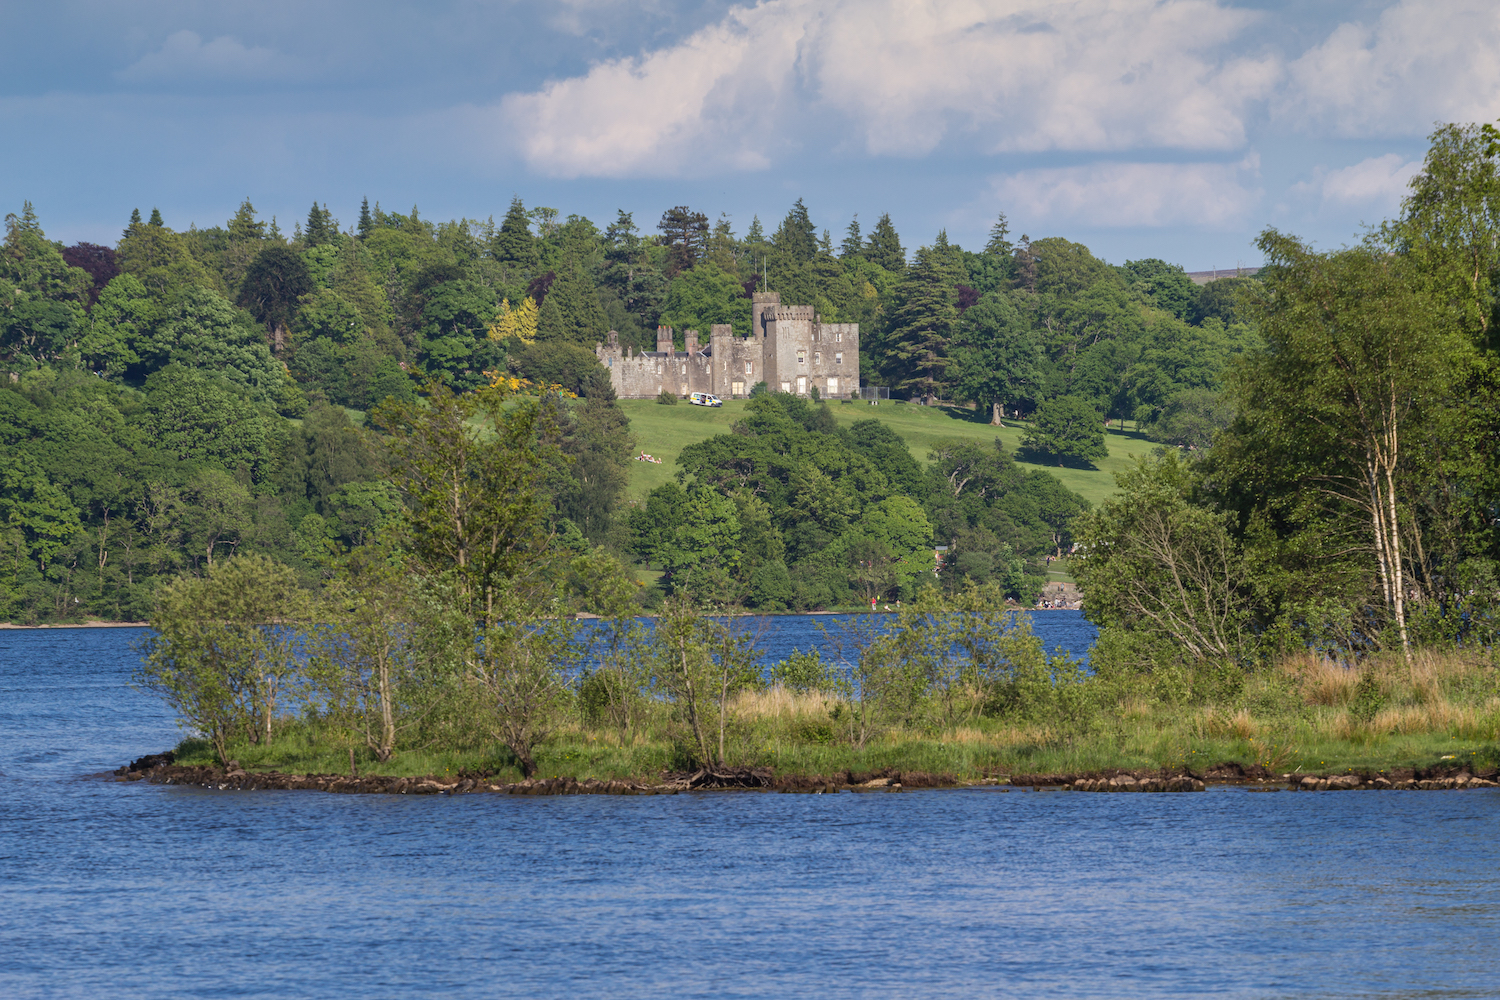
[1021,395,1107,466]
[659,261,746,339]
[137,553,311,763]
[657,389,677,404]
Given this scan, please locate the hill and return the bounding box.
[618,398,1148,507]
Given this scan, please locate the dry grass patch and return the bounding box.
[1283,653,1359,706]
[729,686,840,721]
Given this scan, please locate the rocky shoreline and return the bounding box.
[112,753,1500,797]
[111,753,960,795]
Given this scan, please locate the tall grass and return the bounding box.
[176,647,1500,782]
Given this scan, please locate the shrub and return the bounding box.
[657,390,678,405]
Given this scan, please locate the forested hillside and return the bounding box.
[1,192,1253,622]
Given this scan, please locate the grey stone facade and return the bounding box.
[595,291,858,399]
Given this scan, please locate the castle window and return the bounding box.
[681,362,687,374]
[814,352,821,365]
[836,332,843,343]
[745,361,753,375]
[835,352,843,364]
[797,350,806,365]
[656,361,662,374]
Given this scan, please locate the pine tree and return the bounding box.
[772,199,817,265]
[227,199,266,242]
[491,197,539,272]
[883,230,964,403]
[148,208,164,227]
[658,205,709,277]
[984,212,1013,256]
[865,213,905,273]
[305,202,335,247]
[840,216,863,259]
[819,229,834,257]
[125,208,142,239]
[357,197,373,240]
[536,252,607,345]
[268,216,283,241]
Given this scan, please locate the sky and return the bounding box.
[3,0,1498,270]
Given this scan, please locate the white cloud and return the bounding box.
[120,30,290,83]
[990,160,1260,228]
[501,0,1279,178]
[1279,1,1500,137]
[1316,154,1422,206]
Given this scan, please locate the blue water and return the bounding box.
[3,621,1499,999]
[580,608,1100,670]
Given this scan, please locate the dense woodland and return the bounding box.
[0,189,1251,622]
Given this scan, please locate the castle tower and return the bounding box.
[656,325,674,356]
[751,291,780,339]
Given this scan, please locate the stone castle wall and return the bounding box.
[597,293,858,400]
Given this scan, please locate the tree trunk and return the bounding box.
[990,401,1003,426]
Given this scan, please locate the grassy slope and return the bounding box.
[619,398,1151,507]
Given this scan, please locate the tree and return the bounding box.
[883,231,964,403]
[950,290,1044,424]
[491,197,539,272]
[357,197,374,241]
[1233,231,1466,657]
[864,212,905,273]
[488,296,538,344]
[659,261,746,339]
[651,593,759,768]
[374,376,566,775]
[1124,258,1196,319]
[137,553,310,763]
[0,450,82,572]
[1074,452,1252,662]
[238,245,312,353]
[984,213,1013,257]
[658,205,709,277]
[1022,395,1107,466]
[303,202,336,247]
[839,216,863,259]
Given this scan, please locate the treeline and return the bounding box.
[630,392,1086,608]
[1078,122,1500,672]
[1,186,1249,621]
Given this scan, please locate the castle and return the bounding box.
[595,292,859,400]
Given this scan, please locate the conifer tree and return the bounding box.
[840,216,863,259]
[357,197,373,240]
[883,230,964,403]
[864,213,905,273]
[772,199,817,265]
[536,252,606,345]
[227,199,266,242]
[125,208,142,239]
[304,202,335,247]
[148,208,164,227]
[492,197,539,272]
[984,212,1013,256]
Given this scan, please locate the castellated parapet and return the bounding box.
[596,291,859,400]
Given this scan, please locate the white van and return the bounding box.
[689,392,723,407]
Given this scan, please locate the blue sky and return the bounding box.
[3,0,1496,269]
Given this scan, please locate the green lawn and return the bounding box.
[618,398,1151,507]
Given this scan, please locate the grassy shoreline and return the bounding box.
[156,647,1500,785]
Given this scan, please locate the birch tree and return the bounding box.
[1236,232,1466,658]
